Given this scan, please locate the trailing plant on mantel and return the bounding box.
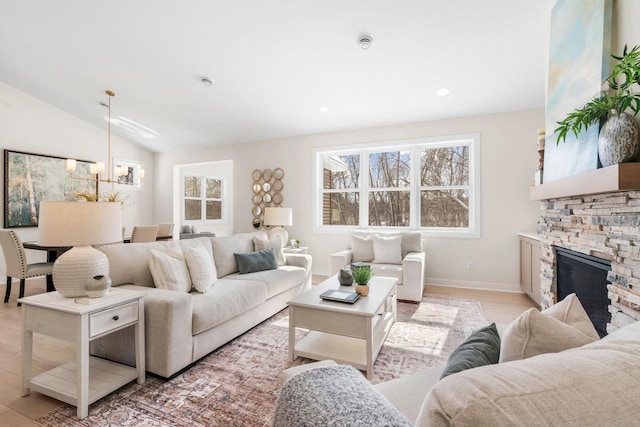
[555,44,640,144]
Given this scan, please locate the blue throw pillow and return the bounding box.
[234,248,278,274]
[440,323,501,380]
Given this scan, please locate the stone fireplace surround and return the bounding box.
[538,189,640,333]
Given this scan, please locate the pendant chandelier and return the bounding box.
[66,90,144,184]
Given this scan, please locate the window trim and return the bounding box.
[182,173,225,223]
[313,134,481,238]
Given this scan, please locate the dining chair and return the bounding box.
[0,230,54,306]
[130,225,159,243]
[157,223,175,239]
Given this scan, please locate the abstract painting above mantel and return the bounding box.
[543,0,612,183]
[3,150,97,228]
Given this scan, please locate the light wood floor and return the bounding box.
[0,276,536,425]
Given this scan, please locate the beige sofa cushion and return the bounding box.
[148,246,192,293]
[100,237,214,288]
[370,263,403,285]
[253,234,286,265]
[350,231,423,259]
[184,243,217,293]
[499,294,599,362]
[351,234,374,262]
[372,234,403,264]
[419,321,640,427]
[191,278,268,335]
[224,265,306,298]
[543,293,599,339]
[211,232,264,277]
[101,240,172,287]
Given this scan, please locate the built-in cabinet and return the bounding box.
[519,234,541,307]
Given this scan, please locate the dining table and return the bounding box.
[22,241,71,292]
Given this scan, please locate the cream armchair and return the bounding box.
[329,231,426,302]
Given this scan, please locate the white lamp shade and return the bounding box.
[263,207,292,226]
[38,201,122,247]
[37,202,122,298]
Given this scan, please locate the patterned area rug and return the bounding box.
[35,295,488,426]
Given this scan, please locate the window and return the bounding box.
[314,134,480,237]
[184,175,223,222]
[368,150,411,227]
[420,145,469,228]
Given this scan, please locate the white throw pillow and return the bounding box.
[400,231,423,257]
[351,235,374,262]
[148,246,192,293]
[542,293,600,340]
[183,244,217,293]
[371,235,403,264]
[252,235,286,265]
[499,294,599,362]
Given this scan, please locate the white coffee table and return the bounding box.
[288,275,397,379]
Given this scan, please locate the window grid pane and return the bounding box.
[421,146,469,187]
[184,176,201,197]
[369,151,410,188]
[322,154,359,190]
[185,199,202,221]
[368,190,410,227]
[322,192,359,225]
[420,189,469,228]
[206,178,221,198]
[206,200,222,220]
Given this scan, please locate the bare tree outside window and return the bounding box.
[184,175,223,222]
[322,154,359,225]
[184,176,202,220]
[368,151,410,226]
[205,178,222,220]
[420,146,469,228]
[315,136,479,236]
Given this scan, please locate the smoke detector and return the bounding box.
[358,36,373,50]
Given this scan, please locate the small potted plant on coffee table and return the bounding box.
[352,265,374,297]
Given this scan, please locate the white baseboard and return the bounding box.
[425,277,523,294]
[315,269,523,294]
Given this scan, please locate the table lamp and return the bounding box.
[38,201,122,297]
[263,207,292,247]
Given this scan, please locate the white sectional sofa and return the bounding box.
[274,297,640,426]
[329,231,426,302]
[91,231,312,378]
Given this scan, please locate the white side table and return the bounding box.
[20,288,145,419]
[283,246,309,254]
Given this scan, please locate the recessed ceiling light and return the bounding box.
[437,87,450,97]
[319,106,329,113]
[358,36,373,50]
[201,77,214,87]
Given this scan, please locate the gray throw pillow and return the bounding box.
[440,323,501,380]
[234,248,278,274]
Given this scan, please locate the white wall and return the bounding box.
[0,81,154,279]
[156,108,544,292]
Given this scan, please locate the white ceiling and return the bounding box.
[0,0,552,153]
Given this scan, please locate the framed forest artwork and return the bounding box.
[4,150,98,228]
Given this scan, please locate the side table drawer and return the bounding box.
[90,301,138,338]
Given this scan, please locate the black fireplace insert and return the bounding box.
[555,247,611,338]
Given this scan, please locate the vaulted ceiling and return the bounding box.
[0,0,552,152]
